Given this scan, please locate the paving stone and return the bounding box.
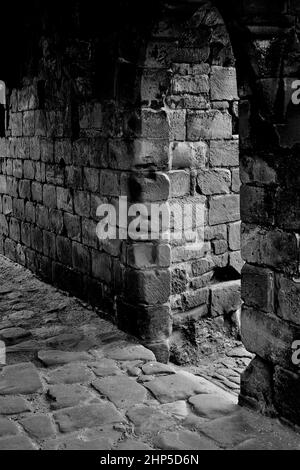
[0,418,19,436]
[6,310,35,322]
[160,401,189,420]
[54,403,124,433]
[116,439,153,450]
[0,327,30,344]
[58,438,112,450]
[235,436,300,450]
[92,376,147,409]
[47,384,95,410]
[89,358,122,377]
[142,362,175,376]
[126,405,177,435]
[189,393,238,419]
[195,411,257,447]
[0,362,43,395]
[144,372,220,404]
[38,350,91,366]
[46,363,93,384]
[0,396,31,415]
[20,414,56,439]
[0,435,36,450]
[155,430,220,450]
[103,343,155,362]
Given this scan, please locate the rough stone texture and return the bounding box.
[0,257,298,449]
[0,362,43,395]
[92,376,147,409]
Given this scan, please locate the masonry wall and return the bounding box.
[137,3,242,363]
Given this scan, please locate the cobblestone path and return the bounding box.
[0,255,300,450]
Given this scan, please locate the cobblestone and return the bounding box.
[0,256,299,450]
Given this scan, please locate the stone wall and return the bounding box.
[138,3,242,362]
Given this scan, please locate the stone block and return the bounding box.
[211,66,238,101]
[187,110,232,141]
[240,356,274,415]
[72,242,90,274]
[209,194,240,225]
[23,160,35,180]
[56,236,72,266]
[31,226,43,253]
[91,250,111,284]
[170,141,208,169]
[197,169,231,195]
[64,213,81,241]
[125,268,171,305]
[241,306,300,369]
[43,185,56,209]
[228,221,240,250]
[57,187,73,213]
[82,218,98,248]
[19,180,31,200]
[126,243,171,269]
[273,366,300,425]
[210,280,241,317]
[242,264,274,313]
[210,140,239,167]
[129,172,170,202]
[74,191,90,217]
[277,275,300,325]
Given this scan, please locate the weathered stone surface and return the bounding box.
[160,401,189,420]
[0,435,36,450]
[170,141,207,169]
[211,67,238,101]
[54,403,124,433]
[197,169,231,195]
[92,376,147,409]
[47,384,95,410]
[196,411,257,447]
[189,393,237,419]
[126,405,177,435]
[209,140,239,167]
[155,430,219,450]
[277,275,300,325]
[89,359,122,377]
[0,396,31,415]
[187,110,232,141]
[46,364,93,384]
[0,362,43,395]
[38,350,91,366]
[0,327,30,345]
[0,417,19,436]
[209,195,240,225]
[210,281,241,317]
[144,372,219,403]
[241,307,300,369]
[116,439,153,451]
[240,356,275,414]
[142,362,175,376]
[20,414,55,439]
[242,264,274,313]
[103,344,155,362]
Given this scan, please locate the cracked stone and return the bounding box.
[142,362,175,376]
[46,364,93,385]
[54,403,124,433]
[47,384,95,410]
[89,359,122,377]
[0,362,43,395]
[189,393,237,419]
[144,372,220,404]
[0,396,31,415]
[20,414,56,439]
[155,430,219,450]
[103,344,155,362]
[38,350,91,366]
[126,405,177,435]
[0,435,36,450]
[0,418,19,436]
[6,310,35,323]
[92,376,147,409]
